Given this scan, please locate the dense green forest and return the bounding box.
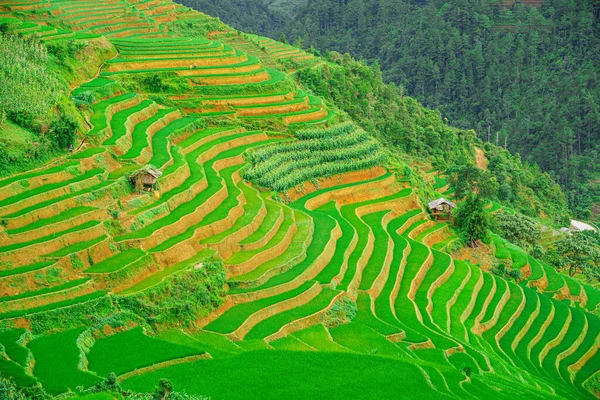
[177,0,600,220]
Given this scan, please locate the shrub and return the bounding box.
[322,298,357,328]
[494,211,540,249]
[48,115,77,149]
[115,260,227,327]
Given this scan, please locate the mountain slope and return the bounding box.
[0,1,598,399]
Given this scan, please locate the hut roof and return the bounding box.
[428,198,457,210]
[131,165,163,179]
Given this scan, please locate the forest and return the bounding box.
[177,0,600,220]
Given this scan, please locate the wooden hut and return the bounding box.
[129,165,162,192]
[428,198,456,220]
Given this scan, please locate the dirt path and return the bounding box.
[116,353,211,383]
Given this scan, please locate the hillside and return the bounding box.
[186,0,600,221]
[0,1,599,399]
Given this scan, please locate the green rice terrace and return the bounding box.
[0,0,599,399]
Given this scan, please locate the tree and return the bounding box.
[446,162,482,199]
[545,232,600,281]
[49,115,77,149]
[153,378,174,400]
[453,194,492,248]
[494,211,540,249]
[279,31,287,44]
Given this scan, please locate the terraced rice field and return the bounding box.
[0,0,598,399]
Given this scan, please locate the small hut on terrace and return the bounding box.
[129,165,162,192]
[428,198,456,220]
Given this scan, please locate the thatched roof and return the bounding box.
[428,198,456,211]
[130,165,163,180]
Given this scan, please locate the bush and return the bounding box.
[115,260,227,327]
[48,115,77,149]
[494,211,540,249]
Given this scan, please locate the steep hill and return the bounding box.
[0,1,598,399]
[182,0,600,221]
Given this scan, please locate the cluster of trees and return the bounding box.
[286,0,600,218]
[187,0,600,218]
[173,0,286,35]
[0,33,81,176]
[545,231,600,281]
[293,50,569,223]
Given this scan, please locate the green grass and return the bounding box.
[201,180,263,245]
[358,211,389,291]
[232,211,311,284]
[118,249,214,295]
[0,291,107,320]
[269,334,314,351]
[232,206,337,293]
[329,322,405,359]
[0,220,101,254]
[0,261,55,278]
[28,328,101,394]
[0,278,90,303]
[0,168,103,209]
[120,132,261,226]
[292,324,350,352]
[44,235,107,257]
[313,203,353,284]
[0,358,37,387]
[121,350,443,399]
[88,93,137,137]
[225,205,295,264]
[372,215,410,329]
[244,288,339,339]
[67,147,105,160]
[87,327,202,377]
[148,116,197,169]
[0,329,29,366]
[0,161,79,190]
[120,108,172,160]
[2,180,113,219]
[5,206,96,235]
[85,249,146,273]
[150,163,243,252]
[104,99,154,146]
[205,281,315,334]
[237,197,282,246]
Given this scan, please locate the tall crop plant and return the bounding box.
[0,34,61,124]
[243,123,386,192]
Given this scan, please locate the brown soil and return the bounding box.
[474,280,511,335]
[475,147,489,170]
[229,282,321,341]
[510,296,540,352]
[264,291,345,342]
[291,167,387,205]
[231,223,342,304]
[190,71,270,86]
[538,310,572,365]
[452,242,496,270]
[283,108,327,125]
[236,99,308,117]
[445,265,472,333]
[425,260,455,320]
[117,353,211,383]
[107,55,248,72]
[227,220,298,278]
